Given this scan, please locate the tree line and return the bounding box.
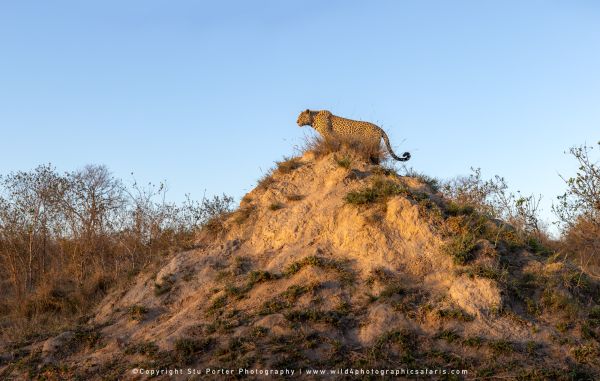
[0,164,232,342]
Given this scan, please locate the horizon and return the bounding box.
[1,1,599,232]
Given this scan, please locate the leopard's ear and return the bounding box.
[305,109,310,113]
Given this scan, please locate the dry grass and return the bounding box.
[285,194,304,202]
[256,170,275,190]
[276,157,303,174]
[561,219,600,278]
[345,177,409,205]
[302,135,387,164]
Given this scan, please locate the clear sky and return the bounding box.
[1,1,599,229]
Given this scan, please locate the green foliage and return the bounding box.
[284,309,344,327]
[443,234,477,265]
[124,341,159,356]
[488,339,514,355]
[345,177,409,205]
[589,305,600,319]
[462,336,484,347]
[206,295,227,315]
[247,270,278,285]
[436,308,475,322]
[555,322,572,333]
[404,168,440,193]
[127,305,148,321]
[571,344,598,364]
[435,329,461,343]
[445,201,475,216]
[174,337,214,364]
[370,329,417,362]
[459,264,508,282]
[541,288,579,318]
[259,298,291,315]
[284,255,354,285]
[444,167,542,236]
[154,275,175,296]
[379,284,405,299]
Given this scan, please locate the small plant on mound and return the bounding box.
[379,283,406,299]
[276,157,303,174]
[445,201,475,216]
[435,329,461,343]
[488,339,515,355]
[370,329,417,363]
[256,170,275,190]
[462,336,484,348]
[540,287,579,318]
[335,155,352,169]
[258,283,321,315]
[365,266,394,285]
[269,202,284,211]
[285,194,304,201]
[443,234,478,265]
[154,275,175,296]
[589,305,600,320]
[124,341,159,356]
[206,295,227,316]
[459,264,508,282]
[436,307,475,322]
[234,205,255,225]
[404,168,441,193]
[345,177,409,205]
[127,305,148,321]
[284,255,355,285]
[247,270,278,285]
[284,309,344,327]
[371,164,399,177]
[224,270,279,300]
[174,337,214,364]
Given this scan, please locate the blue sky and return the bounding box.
[1,1,599,229]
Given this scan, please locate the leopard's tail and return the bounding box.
[381,130,411,161]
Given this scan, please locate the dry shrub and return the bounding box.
[256,170,275,190]
[302,135,387,164]
[276,157,303,174]
[560,218,600,278]
[22,279,83,319]
[0,164,233,345]
[554,143,600,277]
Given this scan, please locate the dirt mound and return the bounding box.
[2,147,600,380]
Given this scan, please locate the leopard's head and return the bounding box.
[297,109,312,127]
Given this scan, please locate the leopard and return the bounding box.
[296,109,411,162]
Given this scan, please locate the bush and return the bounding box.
[127,305,148,321]
[276,157,303,174]
[443,234,477,265]
[0,163,233,344]
[302,135,387,163]
[345,178,408,205]
[554,144,600,273]
[443,168,543,237]
[174,337,214,364]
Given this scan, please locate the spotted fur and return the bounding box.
[297,109,411,161]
